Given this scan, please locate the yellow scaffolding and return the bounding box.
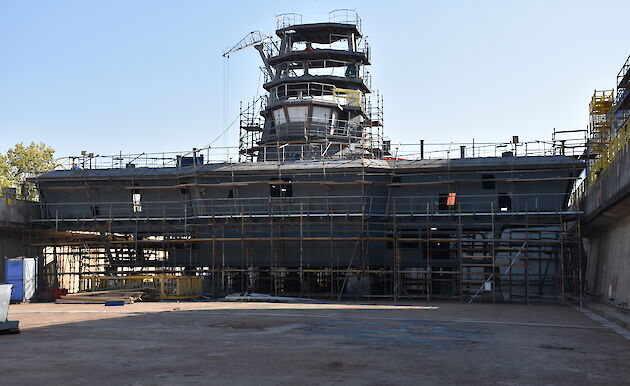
[587,89,615,186]
[81,274,203,300]
[589,90,614,155]
[589,114,630,186]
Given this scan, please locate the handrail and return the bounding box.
[276,13,302,29]
[275,10,361,31]
[329,9,361,31]
[266,82,365,109]
[617,53,630,88]
[588,117,630,187]
[36,192,576,222]
[48,134,586,171]
[268,42,370,59]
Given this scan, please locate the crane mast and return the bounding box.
[223,30,276,79]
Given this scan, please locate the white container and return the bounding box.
[0,284,12,322]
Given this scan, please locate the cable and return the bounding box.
[199,113,241,150]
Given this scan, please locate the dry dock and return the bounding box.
[3,301,629,385]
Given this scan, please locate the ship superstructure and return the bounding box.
[228,11,383,162]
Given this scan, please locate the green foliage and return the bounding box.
[0,142,56,200]
[0,154,9,188]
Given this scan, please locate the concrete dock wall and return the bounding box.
[0,197,31,283]
[585,215,630,307]
[583,147,630,308]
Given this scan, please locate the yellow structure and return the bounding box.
[589,118,630,185]
[333,87,362,107]
[588,90,615,185]
[81,274,203,300]
[589,90,614,153]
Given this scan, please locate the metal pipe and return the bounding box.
[420,140,424,160]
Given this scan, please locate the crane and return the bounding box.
[223,31,276,79]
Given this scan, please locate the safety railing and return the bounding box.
[276,13,302,29]
[359,39,370,62]
[617,53,630,88]
[50,137,584,171]
[255,141,373,162]
[53,148,241,170]
[329,9,361,31]
[266,82,365,109]
[275,10,361,31]
[614,87,629,110]
[267,82,332,104]
[269,67,371,89]
[36,192,577,224]
[385,140,583,159]
[360,67,371,90]
[265,120,365,137]
[568,175,586,208]
[267,37,370,59]
[588,118,630,186]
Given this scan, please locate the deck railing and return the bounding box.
[34,193,577,224]
[51,136,585,171]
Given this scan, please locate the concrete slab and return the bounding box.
[2,301,629,385]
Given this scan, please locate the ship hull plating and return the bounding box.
[31,156,583,300]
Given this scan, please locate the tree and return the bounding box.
[0,142,56,200]
[0,154,10,188]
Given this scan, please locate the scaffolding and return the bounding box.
[237,92,386,162]
[238,98,265,162]
[586,54,630,187]
[588,90,614,156]
[29,158,584,303]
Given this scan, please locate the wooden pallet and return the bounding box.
[55,289,144,304]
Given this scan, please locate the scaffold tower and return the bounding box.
[230,10,384,161]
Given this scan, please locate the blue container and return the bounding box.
[177,156,204,167]
[5,260,24,302]
[4,258,37,302]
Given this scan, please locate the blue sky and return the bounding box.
[1,0,628,158]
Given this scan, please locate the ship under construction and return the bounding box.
[29,10,588,302]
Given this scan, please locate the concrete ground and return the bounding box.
[583,296,630,331]
[1,301,629,385]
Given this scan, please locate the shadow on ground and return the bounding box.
[1,301,628,385]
